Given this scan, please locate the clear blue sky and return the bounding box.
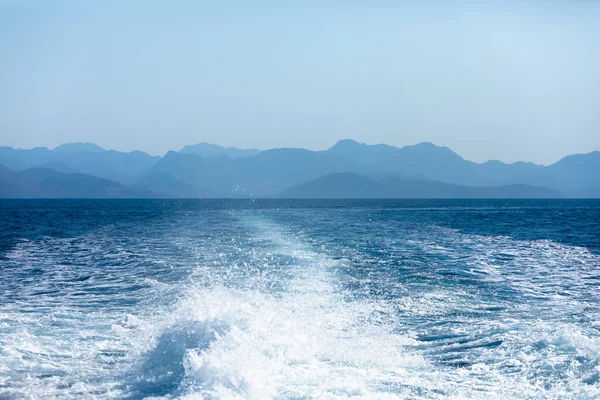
[1,0,599,164]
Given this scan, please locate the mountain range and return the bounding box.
[0,140,598,198]
[0,164,156,198]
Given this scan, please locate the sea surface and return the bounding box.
[1,199,600,399]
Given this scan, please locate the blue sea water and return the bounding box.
[1,199,600,399]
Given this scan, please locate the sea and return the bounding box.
[1,199,599,399]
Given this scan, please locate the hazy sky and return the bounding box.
[1,1,599,164]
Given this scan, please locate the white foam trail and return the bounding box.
[125,217,426,399]
[117,217,600,399]
[3,214,600,399]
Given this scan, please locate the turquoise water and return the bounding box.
[1,199,599,399]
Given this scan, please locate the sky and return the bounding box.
[1,1,599,165]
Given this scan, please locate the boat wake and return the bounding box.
[2,210,600,399]
[122,218,425,399]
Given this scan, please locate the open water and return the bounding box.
[1,199,599,399]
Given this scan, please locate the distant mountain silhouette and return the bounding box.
[53,142,106,154]
[0,144,160,182]
[139,148,361,196]
[1,139,599,198]
[546,151,600,192]
[180,143,260,159]
[325,140,600,192]
[227,148,363,195]
[325,139,546,187]
[278,173,563,199]
[136,151,234,196]
[0,165,158,198]
[132,172,212,198]
[279,173,386,198]
[36,161,79,174]
[327,140,469,180]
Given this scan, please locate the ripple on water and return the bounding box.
[0,201,599,399]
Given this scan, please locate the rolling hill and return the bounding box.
[278,173,563,199]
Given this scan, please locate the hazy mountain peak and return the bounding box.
[128,150,157,157]
[410,141,436,148]
[180,142,260,159]
[550,150,600,167]
[53,142,106,154]
[484,159,505,165]
[400,142,465,161]
[329,139,458,154]
[328,139,365,150]
[403,141,454,151]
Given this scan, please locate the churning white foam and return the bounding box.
[123,219,427,399]
[4,216,600,399]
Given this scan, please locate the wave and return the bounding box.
[2,212,600,399]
